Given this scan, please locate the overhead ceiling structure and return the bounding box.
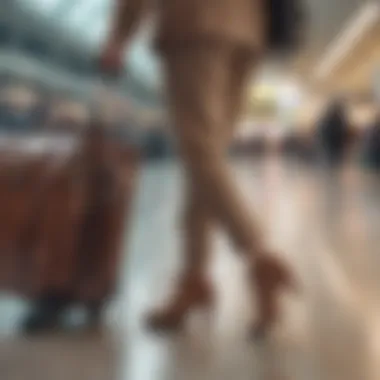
[14,0,160,87]
[1,0,378,111]
[296,0,380,96]
[239,0,370,113]
[0,0,161,108]
[313,1,380,95]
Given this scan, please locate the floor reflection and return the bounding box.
[2,158,380,379]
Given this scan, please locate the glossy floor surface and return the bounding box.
[1,157,380,380]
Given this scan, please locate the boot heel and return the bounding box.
[279,265,299,294]
[145,277,214,333]
[196,287,214,310]
[250,255,297,341]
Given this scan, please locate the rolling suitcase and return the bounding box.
[0,132,86,296]
[0,117,139,310]
[73,122,139,306]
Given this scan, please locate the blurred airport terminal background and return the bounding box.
[2,1,380,379]
[0,0,378,165]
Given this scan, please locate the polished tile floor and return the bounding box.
[2,157,380,380]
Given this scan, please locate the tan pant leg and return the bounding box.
[223,50,254,145]
[165,46,262,259]
[181,182,211,275]
[180,49,255,274]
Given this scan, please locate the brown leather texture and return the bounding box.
[0,129,138,302]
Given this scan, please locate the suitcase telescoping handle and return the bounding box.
[94,58,143,151]
[91,67,141,151]
[91,68,123,124]
[94,71,120,98]
[96,48,123,91]
[98,71,120,88]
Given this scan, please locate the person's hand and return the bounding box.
[99,40,125,78]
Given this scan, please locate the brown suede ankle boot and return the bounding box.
[145,274,214,332]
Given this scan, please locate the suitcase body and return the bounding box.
[0,127,138,304]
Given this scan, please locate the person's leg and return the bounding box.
[147,45,294,335]
[179,49,254,277]
[178,49,254,277]
[221,50,296,337]
[146,48,230,330]
[165,46,263,257]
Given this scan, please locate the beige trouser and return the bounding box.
[163,44,263,275]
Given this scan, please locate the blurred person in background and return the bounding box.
[100,0,299,337]
[317,98,351,167]
[48,99,90,132]
[361,111,380,170]
[0,84,39,132]
[32,89,52,127]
